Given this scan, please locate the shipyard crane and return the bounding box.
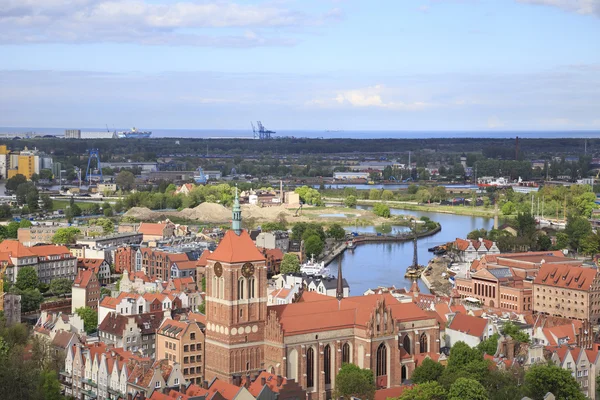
[251,121,276,140]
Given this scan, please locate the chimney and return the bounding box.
[261,377,266,386]
[245,374,251,388]
[232,375,241,387]
[277,375,283,387]
[202,380,209,389]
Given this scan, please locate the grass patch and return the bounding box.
[52,200,97,211]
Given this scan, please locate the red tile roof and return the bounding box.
[0,239,34,258]
[30,244,73,258]
[171,276,195,291]
[78,258,105,273]
[448,313,488,338]
[138,222,167,236]
[242,371,288,397]
[99,296,119,309]
[208,379,242,400]
[534,264,598,290]
[173,260,197,270]
[209,230,265,263]
[73,269,97,288]
[196,250,212,267]
[455,238,495,251]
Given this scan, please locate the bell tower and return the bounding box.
[204,203,267,383]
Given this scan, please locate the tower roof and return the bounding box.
[208,230,265,264]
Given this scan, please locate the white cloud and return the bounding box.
[516,0,600,17]
[314,85,433,111]
[0,0,341,46]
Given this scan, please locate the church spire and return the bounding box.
[232,185,242,235]
[336,259,344,302]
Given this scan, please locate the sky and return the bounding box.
[1,0,600,131]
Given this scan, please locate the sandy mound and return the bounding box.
[124,207,157,220]
[241,205,292,220]
[179,203,231,222]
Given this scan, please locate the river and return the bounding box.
[329,206,493,295]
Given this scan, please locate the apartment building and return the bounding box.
[18,225,103,246]
[98,311,163,358]
[0,240,38,283]
[156,315,206,385]
[30,244,78,284]
[72,269,101,312]
[453,238,500,263]
[533,264,600,322]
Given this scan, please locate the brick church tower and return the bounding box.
[204,190,268,382]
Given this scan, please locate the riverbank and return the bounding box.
[324,197,498,218]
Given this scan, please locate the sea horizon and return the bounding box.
[1,126,599,140]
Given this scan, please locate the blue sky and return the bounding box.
[1,0,599,130]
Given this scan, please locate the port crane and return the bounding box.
[251,121,276,140]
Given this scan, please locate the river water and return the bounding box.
[329,206,493,295]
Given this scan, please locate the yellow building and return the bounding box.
[17,154,36,179]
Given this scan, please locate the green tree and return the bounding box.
[565,216,593,252]
[103,204,113,217]
[261,221,287,232]
[407,184,419,195]
[304,235,324,258]
[524,364,585,400]
[411,357,445,384]
[431,186,447,202]
[381,190,394,201]
[467,229,488,240]
[75,307,98,334]
[40,194,53,211]
[448,378,488,400]
[16,266,39,291]
[114,200,124,213]
[537,234,552,251]
[501,321,530,343]
[369,189,382,200]
[327,223,346,240]
[501,201,516,215]
[92,218,114,234]
[515,212,536,239]
[51,227,81,244]
[280,254,301,274]
[15,182,38,209]
[333,364,375,400]
[399,381,447,400]
[477,333,499,355]
[416,188,432,203]
[116,170,136,191]
[39,169,53,180]
[344,195,357,208]
[49,278,73,296]
[5,174,27,192]
[5,221,19,238]
[373,203,391,218]
[19,219,32,228]
[19,288,44,312]
[554,232,569,249]
[572,191,597,218]
[37,369,62,400]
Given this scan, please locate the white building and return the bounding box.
[445,313,496,348]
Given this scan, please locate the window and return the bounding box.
[184,345,189,352]
[307,347,314,388]
[248,277,256,299]
[191,356,196,363]
[184,357,189,364]
[324,345,331,385]
[342,343,351,364]
[174,378,179,385]
[190,332,196,340]
[376,343,387,377]
[184,368,189,375]
[190,344,195,351]
[155,381,161,388]
[238,277,245,300]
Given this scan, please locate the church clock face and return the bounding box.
[242,262,255,278]
[214,262,223,277]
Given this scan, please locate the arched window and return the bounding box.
[212,276,217,297]
[376,313,381,333]
[324,345,331,385]
[419,333,428,353]
[287,349,298,381]
[403,334,411,355]
[238,277,245,300]
[401,365,407,382]
[342,343,351,364]
[219,277,224,299]
[376,343,387,377]
[248,277,255,299]
[307,347,315,388]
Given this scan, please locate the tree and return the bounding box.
[524,364,585,400]
[581,231,600,255]
[554,232,569,250]
[477,333,499,356]
[407,184,419,195]
[66,202,82,220]
[327,223,346,240]
[5,221,19,238]
[38,369,62,400]
[467,229,487,240]
[261,221,287,232]
[369,189,382,200]
[92,217,114,234]
[39,169,53,180]
[501,201,515,215]
[399,381,446,400]
[572,191,597,218]
[114,200,124,213]
[373,203,391,218]
[49,278,73,296]
[344,195,357,208]
[411,357,445,384]
[416,188,432,204]
[15,182,38,209]
[501,321,530,343]
[75,307,98,334]
[5,174,27,192]
[19,219,32,228]
[116,170,136,191]
[280,254,301,274]
[40,194,53,211]
[19,288,44,312]
[515,212,536,239]
[381,190,394,201]
[448,378,488,400]
[51,227,81,244]
[16,266,39,291]
[304,235,324,258]
[565,216,592,252]
[333,363,375,400]
[537,234,552,251]
[103,204,113,217]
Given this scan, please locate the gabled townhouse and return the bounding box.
[99,292,175,324]
[115,246,136,274]
[167,276,196,292]
[29,244,78,284]
[445,313,496,347]
[127,359,185,400]
[453,237,500,263]
[241,370,307,400]
[98,312,142,352]
[274,273,350,298]
[156,315,205,385]
[138,222,175,241]
[548,345,600,398]
[72,269,101,312]
[78,258,112,284]
[34,310,85,339]
[170,258,198,279]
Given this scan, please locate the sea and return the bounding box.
[0,127,599,140]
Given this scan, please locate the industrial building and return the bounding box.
[0,145,53,180]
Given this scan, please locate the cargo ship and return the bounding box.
[116,127,152,139]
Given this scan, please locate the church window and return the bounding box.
[248,277,255,299]
[324,345,332,385]
[238,277,245,300]
[419,333,428,353]
[376,343,387,377]
[403,335,411,355]
[342,343,351,364]
[307,347,315,388]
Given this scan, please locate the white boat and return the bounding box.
[301,256,331,277]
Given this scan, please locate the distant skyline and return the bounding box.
[1,0,599,131]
